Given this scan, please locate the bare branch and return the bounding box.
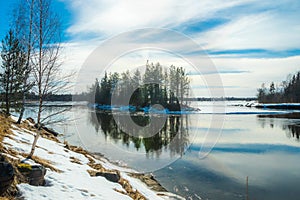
[40,107,71,124]
[25,0,75,158]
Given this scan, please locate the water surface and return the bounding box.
[22,102,300,200]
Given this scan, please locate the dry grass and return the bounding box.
[70,156,82,165]
[0,114,61,199]
[87,166,146,200]
[86,170,98,177]
[0,197,15,200]
[19,154,62,173]
[118,178,146,200]
[0,114,21,199]
[86,157,147,200]
[88,162,105,172]
[64,141,94,158]
[0,114,13,151]
[1,114,157,200]
[128,173,167,192]
[113,188,127,195]
[17,120,60,143]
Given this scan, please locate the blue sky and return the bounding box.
[1,0,300,97]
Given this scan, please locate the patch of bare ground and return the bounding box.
[0,114,61,199]
[17,119,60,143]
[1,115,166,200]
[0,114,24,199]
[128,173,167,192]
[63,141,147,200]
[20,154,62,173]
[69,156,82,165]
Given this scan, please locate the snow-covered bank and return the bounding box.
[228,101,300,110]
[193,101,293,115]
[1,116,183,200]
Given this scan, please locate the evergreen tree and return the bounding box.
[94,79,101,104]
[169,65,178,104]
[178,67,190,105]
[143,61,164,105]
[257,71,300,103]
[257,83,267,102]
[0,30,26,115]
[99,72,110,105]
[269,82,275,94]
[130,69,143,107]
[90,61,191,110]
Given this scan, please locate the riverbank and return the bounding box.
[0,114,183,200]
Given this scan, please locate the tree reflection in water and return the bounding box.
[88,110,190,157]
[258,117,300,141]
[283,124,300,141]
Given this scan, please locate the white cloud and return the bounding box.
[59,0,300,97]
[211,55,300,97]
[64,0,254,36]
[64,0,300,51]
[61,32,300,97]
[197,12,300,51]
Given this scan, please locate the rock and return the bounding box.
[18,164,47,186]
[95,171,120,183]
[0,161,14,195]
[28,165,47,186]
[42,126,59,137]
[26,117,35,124]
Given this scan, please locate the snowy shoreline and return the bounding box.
[1,116,183,200]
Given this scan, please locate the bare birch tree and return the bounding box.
[26,0,73,158]
[13,0,35,124]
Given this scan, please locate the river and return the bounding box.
[21,101,300,200]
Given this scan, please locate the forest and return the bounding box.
[257,71,300,103]
[88,61,191,111]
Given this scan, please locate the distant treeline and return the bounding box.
[257,71,300,103]
[0,93,73,102]
[0,92,257,103]
[88,62,190,111]
[187,97,257,101]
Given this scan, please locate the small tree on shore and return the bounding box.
[13,0,36,124]
[0,30,26,116]
[27,0,74,158]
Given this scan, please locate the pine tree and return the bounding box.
[88,61,191,110]
[94,79,101,104]
[258,71,300,103]
[13,0,35,124]
[130,69,143,107]
[0,30,26,115]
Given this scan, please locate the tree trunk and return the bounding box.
[5,73,10,116]
[17,0,34,124]
[27,127,41,159]
[28,2,43,158]
[27,95,43,158]
[16,100,25,124]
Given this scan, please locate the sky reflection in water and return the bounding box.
[21,105,300,200]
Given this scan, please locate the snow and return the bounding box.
[3,118,178,200]
[257,103,300,106]
[192,101,291,115]
[121,173,185,200]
